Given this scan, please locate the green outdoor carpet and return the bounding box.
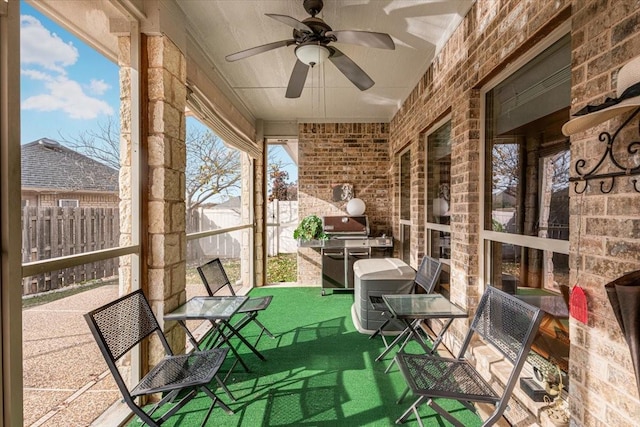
[130,287,482,426]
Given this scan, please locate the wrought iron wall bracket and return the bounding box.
[570,107,640,194]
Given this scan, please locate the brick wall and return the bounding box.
[386,0,640,425]
[565,1,640,425]
[297,123,391,285]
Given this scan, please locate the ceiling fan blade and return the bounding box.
[226,39,295,62]
[328,47,374,91]
[326,30,395,50]
[286,60,310,99]
[266,14,313,33]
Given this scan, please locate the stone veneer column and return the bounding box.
[145,35,188,364]
[118,35,133,297]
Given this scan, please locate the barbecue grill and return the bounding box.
[320,215,392,296]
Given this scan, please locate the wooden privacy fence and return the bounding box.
[22,207,120,295]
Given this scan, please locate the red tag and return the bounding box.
[569,285,588,323]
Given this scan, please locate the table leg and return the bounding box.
[384,319,431,373]
[375,325,411,362]
[219,320,266,361]
[211,321,251,372]
[429,317,454,354]
[178,320,201,350]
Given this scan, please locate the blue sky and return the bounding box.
[20,3,119,144]
[19,2,297,183]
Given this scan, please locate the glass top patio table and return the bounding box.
[164,296,248,321]
[382,293,467,320]
[376,294,468,369]
[164,295,265,371]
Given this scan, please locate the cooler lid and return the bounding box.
[354,258,416,280]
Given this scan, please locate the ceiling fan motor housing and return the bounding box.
[293,17,333,43]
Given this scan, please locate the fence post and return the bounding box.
[274,199,280,256]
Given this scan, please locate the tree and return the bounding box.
[268,165,297,201]
[60,118,242,225]
[267,146,297,201]
[59,116,120,170]
[492,142,520,194]
[185,127,241,213]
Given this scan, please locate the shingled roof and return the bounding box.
[22,138,118,192]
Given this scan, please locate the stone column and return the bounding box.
[145,35,188,363]
[118,35,134,297]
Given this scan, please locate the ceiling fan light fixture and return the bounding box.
[295,44,330,66]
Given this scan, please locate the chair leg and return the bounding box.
[396,386,411,404]
[215,374,236,401]
[396,395,428,425]
[427,399,466,427]
[200,386,233,415]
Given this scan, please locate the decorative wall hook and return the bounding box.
[570,107,640,193]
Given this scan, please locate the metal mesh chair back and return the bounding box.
[197,258,236,296]
[469,286,541,365]
[413,256,442,294]
[85,289,162,362]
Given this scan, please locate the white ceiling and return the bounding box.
[178,0,474,124]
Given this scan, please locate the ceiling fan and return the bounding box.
[225,0,395,98]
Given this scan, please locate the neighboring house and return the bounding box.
[21,138,118,208]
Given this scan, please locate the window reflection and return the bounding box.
[427,122,451,224]
[400,151,411,221]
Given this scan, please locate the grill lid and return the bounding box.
[323,215,369,236]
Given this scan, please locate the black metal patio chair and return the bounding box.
[84,289,233,427]
[395,286,543,427]
[197,258,275,345]
[369,255,442,346]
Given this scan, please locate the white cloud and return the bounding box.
[20,15,79,73]
[22,75,114,120]
[88,79,110,95]
[21,68,54,82]
[20,15,114,121]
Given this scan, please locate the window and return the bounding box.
[58,199,79,208]
[425,119,452,297]
[482,33,571,374]
[184,116,254,288]
[399,150,411,263]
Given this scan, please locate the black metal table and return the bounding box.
[376,293,467,371]
[164,296,266,372]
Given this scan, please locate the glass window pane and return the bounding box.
[429,229,451,299]
[401,224,411,264]
[187,235,246,289]
[186,117,242,234]
[427,122,451,224]
[484,36,571,242]
[400,151,411,220]
[488,242,569,294]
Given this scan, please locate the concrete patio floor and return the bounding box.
[23,284,121,427]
